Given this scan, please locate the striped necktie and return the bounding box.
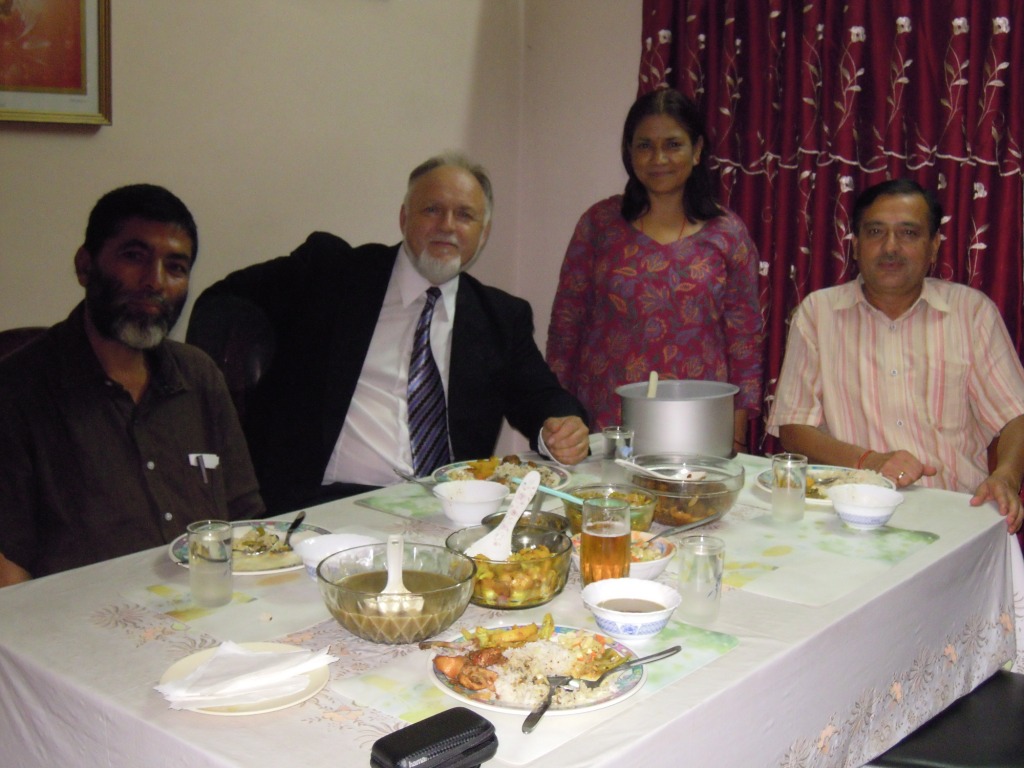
[408,287,451,476]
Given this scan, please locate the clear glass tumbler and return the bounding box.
[677,534,725,625]
[188,519,233,607]
[771,453,808,523]
[602,426,635,460]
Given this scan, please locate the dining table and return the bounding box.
[1,452,1021,768]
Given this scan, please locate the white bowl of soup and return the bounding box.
[581,577,681,641]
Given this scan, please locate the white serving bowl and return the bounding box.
[294,533,382,581]
[825,483,904,530]
[581,577,681,641]
[433,480,509,526]
[571,531,675,580]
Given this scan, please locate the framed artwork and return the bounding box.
[0,0,111,124]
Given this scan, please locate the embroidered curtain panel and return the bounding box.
[639,0,1023,448]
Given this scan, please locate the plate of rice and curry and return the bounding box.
[433,455,571,490]
[425,615,645,715]
[755,465,896,508]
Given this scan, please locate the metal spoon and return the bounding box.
[644,509,728,545]
[280,510,306,551]
[582,645,681,688]
[522,674,573,733]
[614,458,708,482]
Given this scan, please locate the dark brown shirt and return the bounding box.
[0,304,265,578]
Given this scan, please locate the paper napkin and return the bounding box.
[156,641,337,710]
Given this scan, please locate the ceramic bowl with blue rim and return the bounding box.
[825,483,904,530]
[581,578,681,641]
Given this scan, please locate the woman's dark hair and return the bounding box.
[84,184,198,260]
[620,88,722,223]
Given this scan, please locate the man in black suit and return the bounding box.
[192,153,590,512]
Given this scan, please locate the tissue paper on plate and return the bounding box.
[156,641,337,710]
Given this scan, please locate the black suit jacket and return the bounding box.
[192,232,587,511]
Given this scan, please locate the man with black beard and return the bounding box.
[192,153,589,512]
[0,185,264,586]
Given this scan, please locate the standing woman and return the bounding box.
[546,89,763,450]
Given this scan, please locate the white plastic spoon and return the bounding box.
[374,534,424,614]
[465,471,540,560]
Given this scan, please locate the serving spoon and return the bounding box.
[510,476,582,505]
[614,458,708,482]
[644,509,728,546]
[465,471,540,559]
[372,534,424,615]
[646,370,659,398]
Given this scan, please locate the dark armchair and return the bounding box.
[186,294,276,423]
[0,327,46,362]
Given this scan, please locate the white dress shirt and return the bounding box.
[322,245,458,486]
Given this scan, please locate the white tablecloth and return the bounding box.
[1,454,1020,767]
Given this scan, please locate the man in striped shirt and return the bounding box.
[767,179,1024,534]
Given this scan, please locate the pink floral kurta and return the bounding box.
[546,195,764,430]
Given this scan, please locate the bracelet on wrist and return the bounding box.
[856,449,874,470]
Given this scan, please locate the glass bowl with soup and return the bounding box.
[317,542,475,644]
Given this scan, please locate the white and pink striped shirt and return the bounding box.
[767,278,1024,492]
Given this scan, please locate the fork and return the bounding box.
[391,467,437,492]
[522,675,573,733]
[582,645,681,688]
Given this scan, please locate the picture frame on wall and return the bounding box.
[0,0,111,125]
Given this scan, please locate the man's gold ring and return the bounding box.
[897,471,906,480]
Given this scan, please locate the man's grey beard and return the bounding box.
[110,316,170,350]
[84,265,183,350]
[408,242,484,285]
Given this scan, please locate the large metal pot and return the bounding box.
[617,380,738,457]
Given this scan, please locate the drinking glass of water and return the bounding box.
[187,520,233,607]
[677,535,724,625]
[602,426,634,460]
[771,453,808,523]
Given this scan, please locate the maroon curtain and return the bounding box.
[639,0,1024,453]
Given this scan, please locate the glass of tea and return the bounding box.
[580,497,631,585]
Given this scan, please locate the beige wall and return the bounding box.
[0,0,640,446]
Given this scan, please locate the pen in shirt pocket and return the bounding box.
[188,453,221,484]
